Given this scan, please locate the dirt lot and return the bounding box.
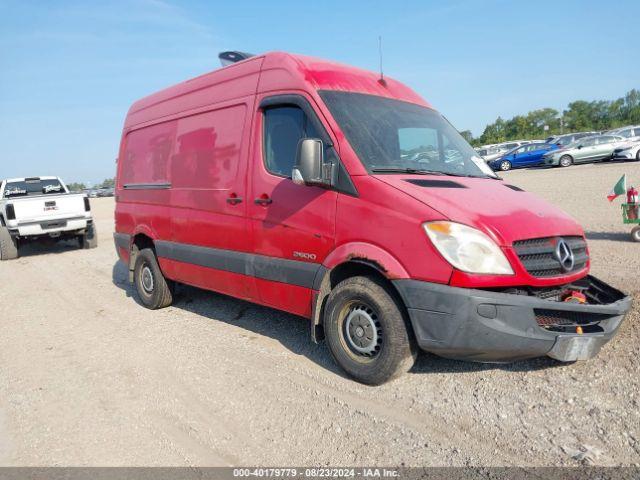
[1,162,639,467]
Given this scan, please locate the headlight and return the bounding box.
[423,221,514,275]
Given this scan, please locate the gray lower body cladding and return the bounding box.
[392,276,631,363]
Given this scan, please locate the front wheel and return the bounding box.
[323,276,417,385]
[559,155,573,167]
[631,226,640,243]
[499,160,512,171]
[636,150,640,161]
[134,248,174,309]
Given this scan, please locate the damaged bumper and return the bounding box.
[393,276,631,363]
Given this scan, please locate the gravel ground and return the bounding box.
[0,161,639,467]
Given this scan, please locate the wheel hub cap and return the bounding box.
[141,265,154,293]
[344,305,381,356]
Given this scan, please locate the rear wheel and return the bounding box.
[78,223,98,249]
[631,227,640,243]
[0,226,18,260]
[323,276,417,385]
[559,155,573,167]
[134,248,174,309]
[499,160,512,171]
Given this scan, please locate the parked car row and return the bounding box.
[475,140,536,162]
[85,187,115,198]
[484,125,640,171]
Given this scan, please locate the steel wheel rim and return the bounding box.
[340,302,382,358]
[141,264,154,293]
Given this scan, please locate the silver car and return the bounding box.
[543,135,625,167]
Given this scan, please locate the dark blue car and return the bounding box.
[489,143,559,171]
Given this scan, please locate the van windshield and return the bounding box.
[3,179,66,198]
[319,91,496,178]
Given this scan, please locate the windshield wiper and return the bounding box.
[371,167,491,179]
[372,167,449,176]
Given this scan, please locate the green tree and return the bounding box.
[99,178,115,189]
[66,182,86,192]
[475,88,639,146]
[459,130,474,143]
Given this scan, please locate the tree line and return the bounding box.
[67,178,114,192]
[462,88,640,147]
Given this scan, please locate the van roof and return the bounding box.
[125,51,430,129]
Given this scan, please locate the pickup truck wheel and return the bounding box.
[559,155,573,167]
[0,226,19,260]
[79,223,98,249]
[323,276,417,385]
[134,248,174,309]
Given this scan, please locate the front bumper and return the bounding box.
[543,156,560,166]
[393,276,631,363]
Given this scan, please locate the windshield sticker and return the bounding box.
[43,184,62,193]
[5,187,27,196]
[471,155,498,177]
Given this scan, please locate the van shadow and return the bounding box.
[584,231,632,242]
[111,261,568,380]
[17,238,83,258]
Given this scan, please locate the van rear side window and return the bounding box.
[263,106,320,177]
[121,121,175,185]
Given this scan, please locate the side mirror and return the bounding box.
[292,138,332,187]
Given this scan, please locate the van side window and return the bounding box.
[263,106,320,177]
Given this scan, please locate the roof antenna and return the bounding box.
[378,36,387,86]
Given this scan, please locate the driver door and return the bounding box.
[247,93,338,317]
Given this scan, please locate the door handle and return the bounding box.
[254,195,273,206]
[226,194,243,205]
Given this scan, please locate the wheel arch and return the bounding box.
[311,244,410,343]
[128,228,159,282]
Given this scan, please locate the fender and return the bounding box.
[132,223,159,244]
[321,242,409,279]
[126,224,160,281]
[309,242,409,343]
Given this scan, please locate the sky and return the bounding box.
[1,0,638,184]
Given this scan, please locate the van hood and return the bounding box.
[374,175,583,246]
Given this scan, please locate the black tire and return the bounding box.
[78,223,98,249]
[323,276,417,385]
[134,248,174,309]
[499,160,511,171]
[559,155,573,167]
[636,150,640,162]
[0,226,19,260]
[631,227,640,243]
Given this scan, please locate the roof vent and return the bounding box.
[218,51,255,67]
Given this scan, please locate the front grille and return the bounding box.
[513,236,588,277]
[534,309,610,328]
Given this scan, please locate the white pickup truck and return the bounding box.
[0,176,97,260]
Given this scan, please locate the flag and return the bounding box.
[607,174,626,202]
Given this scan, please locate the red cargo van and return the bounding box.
[114,51,630,384]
